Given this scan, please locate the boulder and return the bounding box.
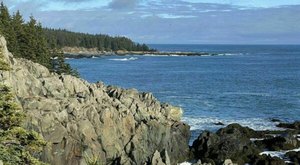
[285,151,300,164]
[277,121,300,130]
[223,159,237,165]
[191,124,261,165]
[255,133,299,151]
[252,155,285,165]
[150,150,171,165]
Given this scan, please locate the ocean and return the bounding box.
[67,44,300,142]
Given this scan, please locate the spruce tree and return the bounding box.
[11,10,25,58]
[0,2,17,55]
[0,45,47,165]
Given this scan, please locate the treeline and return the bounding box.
[0,2,78,76]
[43,28,154,52]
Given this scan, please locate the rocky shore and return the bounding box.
[1,36,300,165]
[1,36,190,164]
[190,122,300,165]
[62,46,212,58]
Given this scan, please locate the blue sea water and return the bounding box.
[67,44,300,141]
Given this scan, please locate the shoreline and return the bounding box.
[2,35,300,164]
[63,50,216,58]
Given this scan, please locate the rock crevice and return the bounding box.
[0,36,190,165]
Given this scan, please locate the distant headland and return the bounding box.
[62,46,214,58]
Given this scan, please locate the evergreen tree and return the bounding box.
[0,3,78,76]
[0,2,17,55]
[22,16,38,62]
[0,85,47,165]
[11,10,25,58]
[43,28,154,52]
[0,46,9,71]
[51,49,79,77]
[0,47,47,165]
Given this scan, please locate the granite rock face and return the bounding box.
[0,36,190,165]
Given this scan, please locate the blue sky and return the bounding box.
[3,0,300,44]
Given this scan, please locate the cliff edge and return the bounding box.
[0,36,190,165]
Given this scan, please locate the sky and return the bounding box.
[3,0,300,44]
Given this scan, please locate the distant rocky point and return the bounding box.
[62,46,212,58]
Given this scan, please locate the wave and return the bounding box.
[181,116,282,131]
[108,57,138,61]
[142,52,244,57]
[179,162,192,165]
[260,147,300,161]
[143,54,187,57]
[217,53,244,56]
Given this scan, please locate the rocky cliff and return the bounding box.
[0,36,190,165]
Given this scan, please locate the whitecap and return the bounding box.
[108,57,138,61]
[250,138,265,141]
[143,54,169,57]
[260,147,300,159]
[217,53,244,56]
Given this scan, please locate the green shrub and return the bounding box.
[0,85,48,164]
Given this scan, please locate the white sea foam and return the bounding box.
[250,138,265,141]
[143,53,243,57]
[182,116,281,131]
[217,53,244,56]
[204,52,244,56]
[143,54,166,57]
[108,57,138,61]
[143,54,186,57]
[260,147,300,159]
[179,162,192,165]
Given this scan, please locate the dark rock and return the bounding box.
[270,118,282,123]
[191,131,220,158]
[255,133,299,151]
[277,121,300,130]
[285,151,300,164]
[191,124,261,165]
[216,123,259,138]
[214,122,225,126]
[252,155,285,165]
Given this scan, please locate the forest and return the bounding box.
[44,28,153,52]
[0,2,152,76]
[0,2,78,76]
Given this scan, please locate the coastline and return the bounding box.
[1,36,300,165]
[63,50,215,58]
